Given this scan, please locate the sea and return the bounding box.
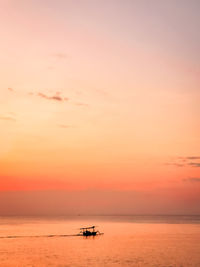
[0,215,200,266]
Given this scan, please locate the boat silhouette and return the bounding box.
[78,226,103,236]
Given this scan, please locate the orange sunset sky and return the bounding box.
[0,0,200,215]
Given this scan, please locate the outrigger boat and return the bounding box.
[78,226,103,236]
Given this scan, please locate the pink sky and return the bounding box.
[0,0,200,215]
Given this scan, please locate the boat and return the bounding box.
[78,226,103,236]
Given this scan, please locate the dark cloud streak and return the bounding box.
[186,157,200,160]
[183,177,200,182]
[166,156,200,168]
[188,163,200,168]
[38,92,68,102]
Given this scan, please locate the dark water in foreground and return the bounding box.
[0,215,200,266]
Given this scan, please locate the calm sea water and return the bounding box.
[0,215,200,266]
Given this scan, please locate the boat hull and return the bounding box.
[83,231,97,236]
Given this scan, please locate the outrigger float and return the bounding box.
[78,226,103,236]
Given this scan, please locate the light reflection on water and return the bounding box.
[0,216,200,266]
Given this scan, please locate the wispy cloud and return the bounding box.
[183,177,200,182]
[0,115,16,122]
[28,92,34,96]
[8,87,89,109]
[53,53,68,59]
[38,92,68,102]
[165,162,185,167]
[166,156,200,168]
[74,102,89,107]
[58,124,74,129]
[188,162,200,168]
[186,156,200,160]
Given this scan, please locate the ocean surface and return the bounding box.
[0,215,200,266]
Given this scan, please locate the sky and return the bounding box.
[0,0,200,215]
